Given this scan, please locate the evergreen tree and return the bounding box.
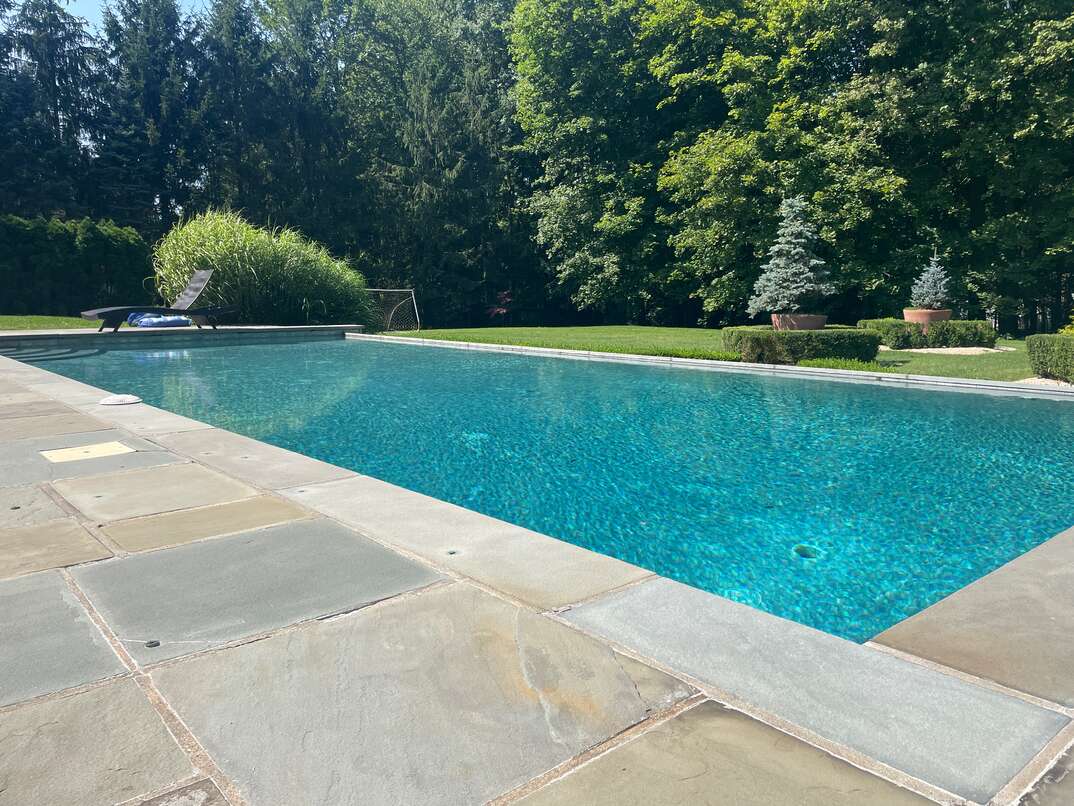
[0,0,95,217]
[747,197,833,316]
[92,0,199,234]
[909,254,950,310]
[194,0,278,218]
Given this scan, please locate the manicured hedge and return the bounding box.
[857,318,996,348]
[0,215,151,315]
[796,358,896,373]
[1026,335,1074,382]
[155,211,374,325]
[723,326,881,364]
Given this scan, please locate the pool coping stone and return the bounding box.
[347,332,1074,402]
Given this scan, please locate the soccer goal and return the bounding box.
[367,288,421,332]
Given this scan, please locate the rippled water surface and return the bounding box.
[31,337,1074,641]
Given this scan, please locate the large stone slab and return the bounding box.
[0,410,109,441]
[876,526,1074,707]
[0,399,71,420]
[53,462,258,522]
[72,401,213,436]
[564,577,1070,804]
[102,495,310,552]
[1022,747,1074,805]
[518,701,928,805]
[0,679,192,804]
[0,517,111,579]
[152,582,694,805]
[285,476,651,609]
[0,483,66,527]
[73,518,441,663]
[136,779,228,806]
[0,571,125,705]
[0,428,181,488]
[155,428,354,490]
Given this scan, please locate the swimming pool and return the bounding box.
[29,337,1074,641]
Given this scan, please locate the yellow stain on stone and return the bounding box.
[40,441,135,463]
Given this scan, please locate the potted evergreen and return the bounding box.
[903,253,952,331]
[748,196,834,330]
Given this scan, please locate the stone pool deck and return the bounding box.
[1,329,1074,805]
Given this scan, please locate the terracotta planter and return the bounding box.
[902,308,951,332]
[771,313,827,331]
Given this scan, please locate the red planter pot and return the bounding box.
[902,308,952,333]
[771,313,828,331]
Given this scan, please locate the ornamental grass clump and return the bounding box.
[747,196,834,316]
[154,211,374,325]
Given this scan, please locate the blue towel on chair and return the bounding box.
[126,312,192,328]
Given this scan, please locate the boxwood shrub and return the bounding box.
[796,358,897,373]
[1026,335,1074,382]
[857,318,996,349]
[155,211,374,325]
[723,326,881,364]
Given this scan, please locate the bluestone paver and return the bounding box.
[0,410,109,441]
[0,517,111,579]
[1022,746,1074,805]
[0,679,192,805]
[286,475,651,609]
[151,582,694,805]
[0,428,180,488]
[53,462,258,522]
[155,427,354,489]
[136,779,229,806]
[101,495,309,552]
[0,571,124,705]
[72,517,441,663]
[0,399,70,420]
[876,526,1074,707]
[0,483,66,527]
[518,701,928,805]
[71,401,213,435]
[564,577,1070,804]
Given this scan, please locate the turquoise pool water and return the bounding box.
[27,337,1074,641]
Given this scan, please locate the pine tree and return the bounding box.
[909,253,950,310]
[747,196,833,316]
[0,0,95,217]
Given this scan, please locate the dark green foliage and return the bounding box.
[0,215,150,315]
[723,327,881,365]
[796,358,897,373]
[857,319,997,349]
[1025,335,1074,382]
[2,0,1073,328]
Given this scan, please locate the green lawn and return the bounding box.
[0,315,90,330]
[396,325,1035,382]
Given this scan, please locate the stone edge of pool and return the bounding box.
[2,328,1073,805]
[347,332,1074,402]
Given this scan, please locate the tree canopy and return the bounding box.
[1,0,1071,328]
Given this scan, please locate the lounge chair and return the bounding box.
[82,269,238,332]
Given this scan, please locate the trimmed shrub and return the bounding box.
[797,358,897,373]
[1026,335,1074,382]
[857,318,996,349]
[723,326,880,364]
[0,215,151,315]
[154,211,374,325]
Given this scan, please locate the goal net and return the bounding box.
[367,288,421,332]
